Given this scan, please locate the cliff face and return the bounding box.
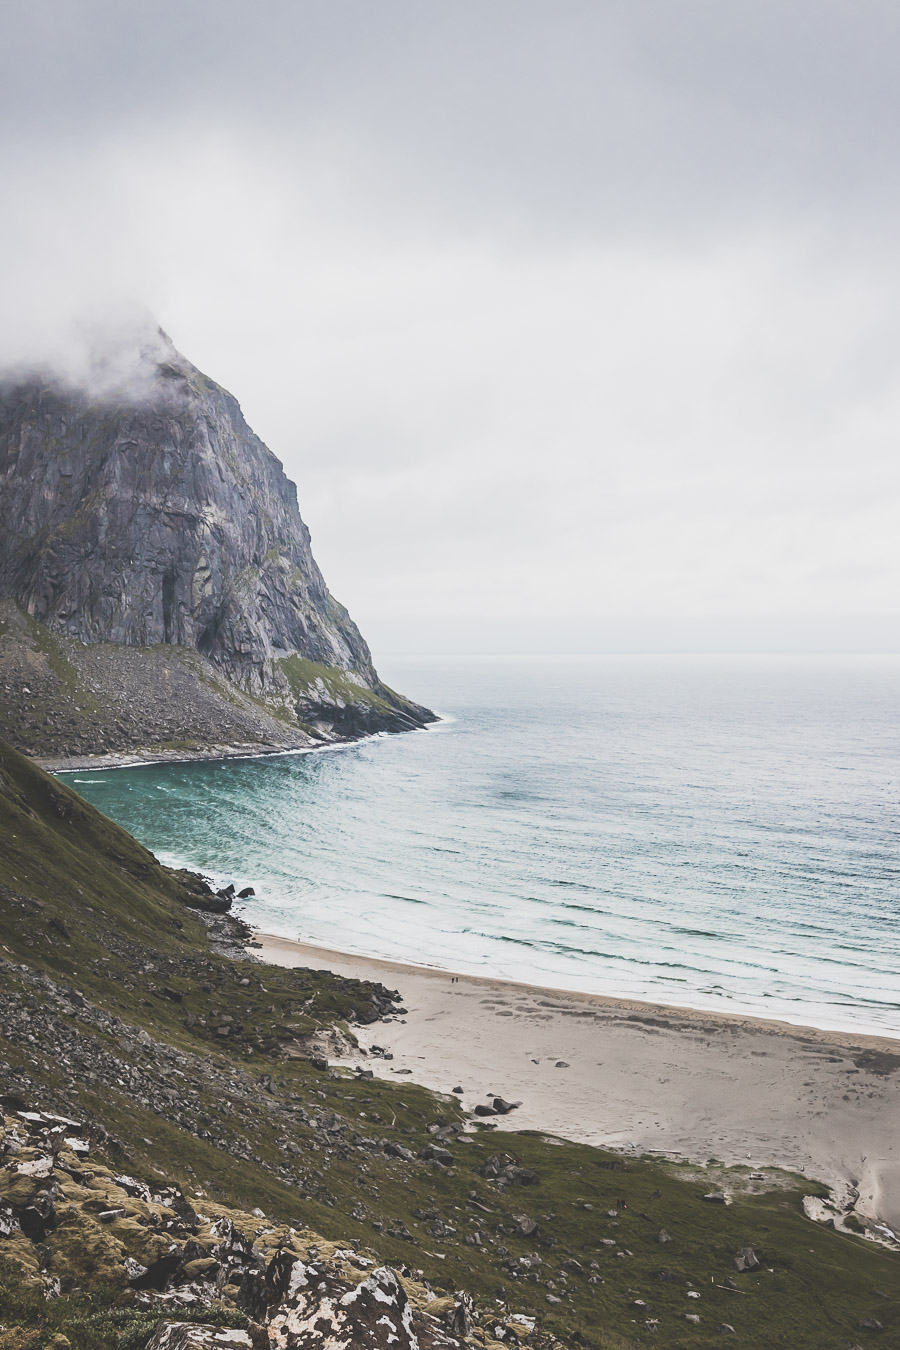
[0,329,433,759]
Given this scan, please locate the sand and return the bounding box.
[257,932,900,1238]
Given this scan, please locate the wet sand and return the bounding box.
[257,931,900,1237]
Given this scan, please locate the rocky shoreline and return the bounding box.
[2,736,899,1347]
[35,709,440,774]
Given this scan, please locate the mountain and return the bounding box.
[0,324,433,762]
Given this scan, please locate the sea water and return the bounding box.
[62,654,900,1037]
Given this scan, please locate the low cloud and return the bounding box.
[0,301,178,406]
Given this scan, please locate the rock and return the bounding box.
[16,1155,54,1177]
[0,327,436,759]
[129,1248,185,1291]
[237,887,255,899]
[383,1141,416,1162]
[555,1061,569,1069]
[418,1144,454,1166]
[452,1086,463,1094]
[97,1207,127,1222]
[492,1097,519,1114]
[146,1327,254,1348]
[445,1292,473,1338]
[237,1267,268,1321]
[702,1193,729,1204]
[734,1246,759,1271]
[658,1229,672,1243]
[718,1326,736,1336]
[858,1320,884,1332]
[505,1167,539,1186]
[684,1312,701,1323]
[267,1257,420,1349]
[514,1214,539,1236]
[474,1104,497,1117]
[18,1197,56,1241]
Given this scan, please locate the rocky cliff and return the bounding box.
[0,326,433,761]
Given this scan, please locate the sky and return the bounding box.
[1,0,899,654]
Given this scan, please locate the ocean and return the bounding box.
[62,654,900,1038]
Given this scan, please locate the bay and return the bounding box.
[63,654,900,1037]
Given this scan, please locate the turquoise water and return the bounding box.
[63,654,900,1037]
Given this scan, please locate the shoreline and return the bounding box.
[40,724,436,774]
[256,929,900,1238]
[254,930,900,1050]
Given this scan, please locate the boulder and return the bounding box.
[267,1259,418,1348]
[129,1247,185,1291]
[505,1167,539,1186]
[445,1292,473,1338]
[418,1144,454,1166]
[734,1247,759,1272]
[383,1141,416,1162]
[145,1326,254,1349]
[18,1196,56,1242]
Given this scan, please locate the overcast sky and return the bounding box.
[2,0,899,653]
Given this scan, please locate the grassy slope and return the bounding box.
[0,739,898,1349]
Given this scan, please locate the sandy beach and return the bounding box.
[258,931,900,1238]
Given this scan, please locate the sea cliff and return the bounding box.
[0,327,433,763]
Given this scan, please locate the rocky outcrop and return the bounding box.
[0,324,434,759]
[0,1105,552,1350]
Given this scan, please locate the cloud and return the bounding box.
[0,1,898,650]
